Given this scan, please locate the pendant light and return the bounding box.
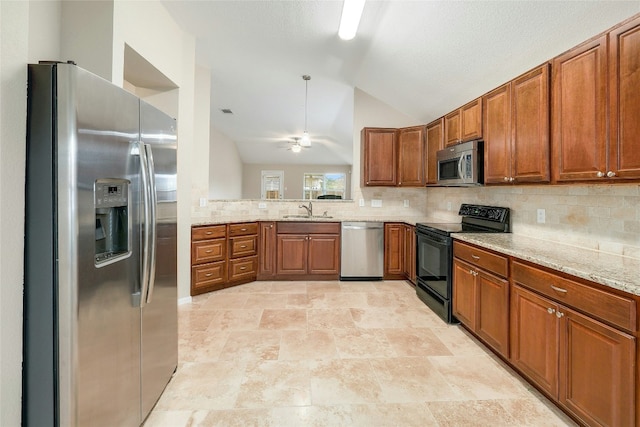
[300,75,311,147]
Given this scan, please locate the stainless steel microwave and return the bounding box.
[436,140,484,186]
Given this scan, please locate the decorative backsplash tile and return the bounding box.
[425,184,640,259]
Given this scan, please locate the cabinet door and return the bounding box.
[444,110,461,146]
[425,119,443,185]
[361,128,398,186]
[258,221,276,278]
[308,234,340,275]
[384,223,404,278]
[552,36,608,182]
[403,225,416,284]
[559,307,635,427]
[510,285,559,398]
[476,270,509,357]
[452,259,477,329]
[398,127,426,186]
[461,98,483,142]
[511,64,551,183]
[609,16,640,180]
[483,83,512,184]
[276,234,307,275]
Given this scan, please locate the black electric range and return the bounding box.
[414,204,510,323]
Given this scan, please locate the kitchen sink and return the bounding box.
[282,214,333,219]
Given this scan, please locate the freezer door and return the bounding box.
[139,100,178,419]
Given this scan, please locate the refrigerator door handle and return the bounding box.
[144,143,157,304]
[139,142,151,307]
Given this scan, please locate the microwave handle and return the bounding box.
[457,155,464,179]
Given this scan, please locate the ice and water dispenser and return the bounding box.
[94,179,131,265]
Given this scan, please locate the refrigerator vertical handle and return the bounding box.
[144,144,157,304]
[139,143,151,307]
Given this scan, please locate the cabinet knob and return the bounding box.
[606,171,616,178]
[596,171,605,178]
[269,224,273,228]
[509,177,515,182]
[547,307,555,315]
[503,177,509,182]
[556,311,565,318]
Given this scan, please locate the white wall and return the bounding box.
[193,65,211,199]
[1,2,29,424]
[209,127,243,199]
[242,163,352,200]
[111,0,197,300]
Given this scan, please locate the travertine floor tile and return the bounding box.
[148,280,574,427]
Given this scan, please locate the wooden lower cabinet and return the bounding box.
[384,223,404,279]
[403,224,416,284]
[190,222,258,295]
[453,258,509,356]
[275,222,340,279]
[511,284,636,427]
[258,221,276,279]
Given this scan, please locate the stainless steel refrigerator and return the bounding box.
[23,62,178,426]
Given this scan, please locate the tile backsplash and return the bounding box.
[192,184,640,260]
[426,184,640,259]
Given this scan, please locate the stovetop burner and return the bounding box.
[416,204,510,237]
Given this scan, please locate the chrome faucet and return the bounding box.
[299,201,313,217]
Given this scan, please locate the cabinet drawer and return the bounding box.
[192,261,226,290]
[512,261,637,332]
[454,241,508,278]
[192,224,226,241]
[229,235,257,258]
[229,256,258,281]
[228,222,258,237]
[191,239,226,264]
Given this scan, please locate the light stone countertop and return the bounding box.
[191,216,441,227]
[453,233,640,297]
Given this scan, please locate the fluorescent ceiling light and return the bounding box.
[338,0,365,41]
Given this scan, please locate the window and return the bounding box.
[303,173,346,200]
[261,170,284,199]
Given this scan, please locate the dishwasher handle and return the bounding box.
[342,222,383,230]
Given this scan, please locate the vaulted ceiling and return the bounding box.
[162,1,638,165]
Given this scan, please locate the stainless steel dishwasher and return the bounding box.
[340,222,384,280]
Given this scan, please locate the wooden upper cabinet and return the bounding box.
[425,119,443,185]
[361,128,398,186]
[461,98,483,142]
[511,64,550,183]
[484,83,512,184]
[398,126,426,186]
[444,110,461,146]
[484,64,550,185]
[552,35,608,182]
[609,15,640,180]
[445,98,482,147]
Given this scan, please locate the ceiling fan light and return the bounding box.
[291,144,302,153]
[300,131,311,147]
[338,0,365,41]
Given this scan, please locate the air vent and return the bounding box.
[220,108,233,114]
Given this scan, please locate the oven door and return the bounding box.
[415,230,452,299]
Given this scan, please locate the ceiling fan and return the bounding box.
[284,137,311,153]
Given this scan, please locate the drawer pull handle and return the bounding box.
[241,228,247,231]
[240,245,247,248]
[550,285,568,294]
[205,249,213,254]
[240,266,247,270]
[547,307,555,315]
[471,255,480,260]
[205,273,213,277]
[205,231,213,235]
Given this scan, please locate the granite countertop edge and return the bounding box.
[191,217,438,227]
[453,233,640,297]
